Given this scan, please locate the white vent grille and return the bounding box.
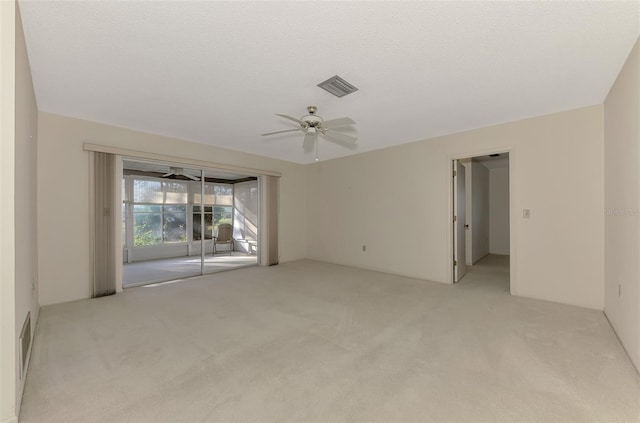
[19,312,31,379]
[317,75,358,98]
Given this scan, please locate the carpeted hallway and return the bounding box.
[19,256,640,422]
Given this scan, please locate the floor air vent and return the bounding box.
[19,311,31,379]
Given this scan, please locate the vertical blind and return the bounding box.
[261,175,279,266]
[93,152,116,297]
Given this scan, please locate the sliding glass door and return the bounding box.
[121,159,258,287]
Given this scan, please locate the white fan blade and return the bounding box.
[183,174,200,181]
[261,128,301,136]
[303,133,315,153]
[275,114,303,125]
[162,172,173,177]
[323,130,357,145]
[323,117,355,129]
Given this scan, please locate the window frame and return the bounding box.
[123,176,235,249]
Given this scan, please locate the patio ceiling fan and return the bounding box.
[261,106,357,161]
[162,167,199,181]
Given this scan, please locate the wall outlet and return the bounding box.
[362,245,366,252]
[523,209,531,219]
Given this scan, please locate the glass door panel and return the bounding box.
[203,170,258,274]
[122,161,202,287]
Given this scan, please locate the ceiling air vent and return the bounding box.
[317,75,358,98]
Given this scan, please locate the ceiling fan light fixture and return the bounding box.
[317,75,358,98]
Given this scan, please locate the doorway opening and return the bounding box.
[121,159,259,287]
[452,153,510,287]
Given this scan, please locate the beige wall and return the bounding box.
[604,37,640,370]
[13,1,38,416]
[471,160,490,263]
[308,105,604,309]
[0,2,17,421]
[489,167,510,255]
[37,113,308,306]
[1,1,39,422]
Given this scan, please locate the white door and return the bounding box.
[453,160,467,282]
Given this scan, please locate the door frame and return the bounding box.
[452,159,467,282]
[447,147,516,294]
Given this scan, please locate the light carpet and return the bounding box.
[19,256,640,422]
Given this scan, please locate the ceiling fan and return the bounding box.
[261,106,356,161]
[162,167,200,181]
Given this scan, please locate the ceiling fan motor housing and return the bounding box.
[301,114,323,130]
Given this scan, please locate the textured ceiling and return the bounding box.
[19,1,640,164]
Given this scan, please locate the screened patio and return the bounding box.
[121,160,259,287]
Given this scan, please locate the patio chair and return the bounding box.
[213,223,234,255]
